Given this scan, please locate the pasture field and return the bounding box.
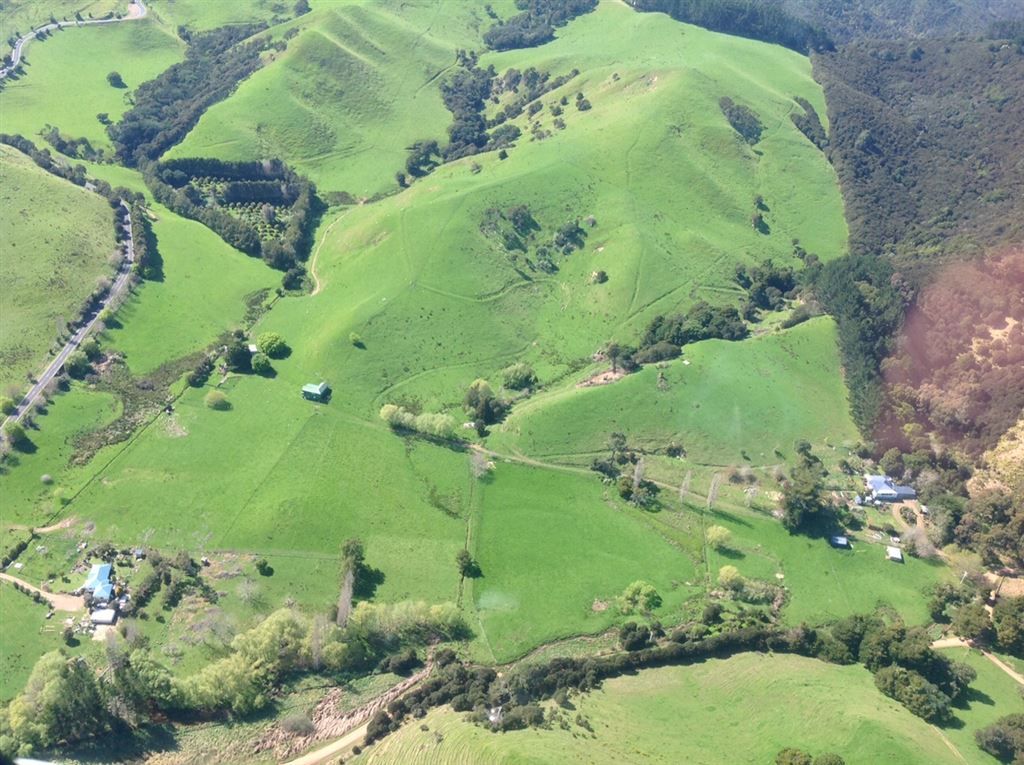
[937,646,1024,765]
[0,580,87,701]
[468,463,701,662]
[167,1,491,197]
[143,0,292,31]
[359,653,963,765]
[0,0,126,58]
[58,378,470,608]
[100,201,278,374]
[489,317,860,467]
[701,502,950,624]
[0,387,120,527]
[0,18,183,152]
[0,143,115,390]
[2,0,872,699]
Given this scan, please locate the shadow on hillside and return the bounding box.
[354,565,385,599]
[717,547,745,560]
[708,509,753,528]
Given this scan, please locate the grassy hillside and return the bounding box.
[0,144,115,390]
[3,0,871,690]
[143,0,291,31]
[937,645,1024,765]
[0,19,183,152]
[360,653,964,764]
[489,318,858,467]
[101,200,278,375]
[167,1,493,197]
[0,0,125,58]
[1,3,1003,762]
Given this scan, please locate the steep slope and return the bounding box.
[166,1,493,196]
[0,144,115,389]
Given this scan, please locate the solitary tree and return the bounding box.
[456,549,480,577]
[718,565,743,590]
[250,352,272,376]
[106,71,125,88]
[706,525,732,551]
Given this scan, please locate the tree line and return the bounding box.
[625,0,833,53]
[108,24,274,166]
[0,595,465,759]
[363,604,981,748]
[483,0,598,51]
[142,157,320,281]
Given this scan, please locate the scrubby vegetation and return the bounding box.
[483,0,598,51]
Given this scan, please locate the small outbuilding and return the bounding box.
[830,536,850,549]
[886,546,904,563]
[302,381,330,402]
[90,608,117,626]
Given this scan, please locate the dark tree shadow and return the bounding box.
[709,509,753,528]
[717,547,746,560]
[354,565,385,599]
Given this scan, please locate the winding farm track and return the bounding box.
[0,0,147,80]
[932,636,1024,686]
[0,202,136,430]
[0,573,83,612]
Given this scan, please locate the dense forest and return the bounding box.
[109,24,272,166]
[883,249,1024,458]
[814,37,1024,270]
[483,0,598,51]
[782,0,1024,44]
[810,36,1024,462]
[625,0,833,53]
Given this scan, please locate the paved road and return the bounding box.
[2,203,136,430]
[1,0,147,79]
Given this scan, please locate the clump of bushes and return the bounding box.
[250,352,272,376]
[204,391,230,410]
[379,405,456,439]
[256,332,289,359]
[501,362,537,391]
[617,580,661,615]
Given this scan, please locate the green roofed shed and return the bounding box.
[302,381,330,401]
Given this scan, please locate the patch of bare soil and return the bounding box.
[164,415,188,438]
[591,598,609,613]
[577,369,625,388]
[254,664,430,762]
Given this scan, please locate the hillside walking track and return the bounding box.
[0,0,147,80]
[1,204,137,430]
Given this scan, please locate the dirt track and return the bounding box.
[0,573,83,612]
